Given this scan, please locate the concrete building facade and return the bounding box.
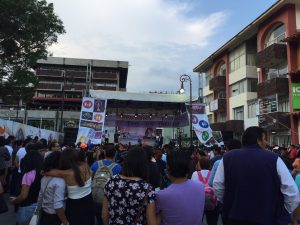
[194,0,300,146]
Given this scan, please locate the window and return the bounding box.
[264,24,286,48]
[230,80,246,97]
[248,101,257,118]
[208,114,213,124]
[205,70,212,87]
[278,96,289,112]
[265,63,288,80]
[234,106,244,120]
[203,94,213,106]
[217,112,226,122]
[216,62,226,76]
[229,45,246,72]
[217,90,226,99]
[248,79,258,92]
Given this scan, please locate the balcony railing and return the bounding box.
[258,112,290,130]
[256,43,287,69]
[36,69,62,77]
[210,122,227,131]
[209,98,226,112]
[257,77,289,99]
[37,83,62,90]
[93,72,117,80]
[210,120,244,133]
[209,75,226,91]
[93,86,116,91]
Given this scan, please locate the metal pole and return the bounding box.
[60,70,65,132]
[189,78,193,149]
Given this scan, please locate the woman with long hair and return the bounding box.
[44,147,94,225]
[102,147,157,225]
[10,150,43,225]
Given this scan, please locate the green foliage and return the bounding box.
[0,0,65,104]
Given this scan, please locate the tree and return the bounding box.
[0,0,65,105]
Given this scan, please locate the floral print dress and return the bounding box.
[104,175,155,225]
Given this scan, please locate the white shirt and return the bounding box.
[213,158,300,213]
[16,147,26,173]
[191,170,210,183]
[4,145,13,156]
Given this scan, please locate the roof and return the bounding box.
[89,90,198,103]
[193,0,296,73]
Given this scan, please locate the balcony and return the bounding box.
[64,84,86,91]
[257,77,289,99]
[93,72,117,80]
[36,69,62,77]
[93,86,116,91]
[258,112,290,130]
[209,99,226,112]
[37,83,62,91]
[226,120,244,133]
[209,75,226,91]
[256,43,287,69]
[65,71,86,79]
[210,122,226,131]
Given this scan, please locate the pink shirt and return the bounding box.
[22,170,36,186]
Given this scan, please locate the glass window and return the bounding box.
[205,70,212,87]
[216,62,226,76]
[229,45,246,72]
[247,79,258,92]
[248,101,257,118]
[234,106,244,120]
[265,63,288,80]
[278,96,289,112]
[203,94,213,106]
[230,80,247,96]
[264,24,286,48]
[208,114,213,124]
[217,112,226,122]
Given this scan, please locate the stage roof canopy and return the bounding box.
[90,90,198,103]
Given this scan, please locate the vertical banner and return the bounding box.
[292,83,300,109]
[186,103,223,146]
[76,97,107,144]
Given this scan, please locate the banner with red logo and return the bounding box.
[76,97,107,144]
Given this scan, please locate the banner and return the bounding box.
[292,83,300,109]
[186,103,224,146]
[0,118,63,142]
[76,97,107,144]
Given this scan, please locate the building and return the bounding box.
[193,0,300,146]
[31,57,128,110]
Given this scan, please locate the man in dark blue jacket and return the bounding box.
[213,126,300,225]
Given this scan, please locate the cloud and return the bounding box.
[47,0,228,94]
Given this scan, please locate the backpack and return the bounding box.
[197,171,217,211]
[92,160,116,205]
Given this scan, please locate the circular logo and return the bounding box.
[199,120,209,128]
[202,131,210,141]
[93,113,103,122]
[83,100,93,109]
[192,115,198,124]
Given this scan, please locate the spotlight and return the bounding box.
[149,114,152,118]
[105,113,108,117]
[120,113,123,118]
[135,113,138,118]
[165,114,168,118]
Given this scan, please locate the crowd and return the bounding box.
[0,126,300,225]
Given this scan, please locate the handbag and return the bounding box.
[0,181,8,214]
[133,185,151,225]
[29,177,52,225]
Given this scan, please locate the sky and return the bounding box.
[47,0,277,96]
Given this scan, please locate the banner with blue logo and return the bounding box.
[186,103,223,146]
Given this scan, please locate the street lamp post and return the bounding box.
[60,70,66,132]
[179,74,193,149]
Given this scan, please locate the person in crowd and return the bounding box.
[210,145,222,166]
[154,149,168,189]
[144,145,160,190]
[10,150,43,225]
[161,144,173,162]
[156,150,205,225]
[295,166,300,224]
[213,126,300,225]
[288,144,298,161]
[16,137,32,173]
[208,139,241,187]
[191,157,218,225]
[44,140,61,158]
[0,136,10,188]
[10,139,23,197]
[102,147,156,225]
[39,151,68,225]
[91,144,121,225]
[44,147,94,225]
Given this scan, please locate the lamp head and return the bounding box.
[179,81,185,94]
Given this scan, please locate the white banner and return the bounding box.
[76,97,107,144]
[186,103,223,146]
[0,118,63,142]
